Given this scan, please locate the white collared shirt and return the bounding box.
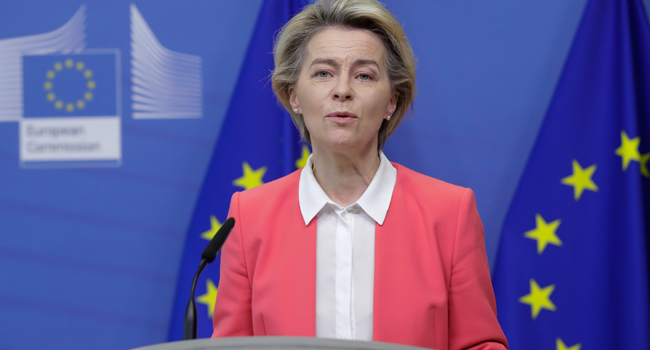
[298,151,397,341]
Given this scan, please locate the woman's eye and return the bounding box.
[359,74,370,80]
[318,71,329,78]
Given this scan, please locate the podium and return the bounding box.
[131,337,432,350]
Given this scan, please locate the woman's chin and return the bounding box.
[315,133,376,153]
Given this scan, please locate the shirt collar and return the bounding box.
[298,151,397,226]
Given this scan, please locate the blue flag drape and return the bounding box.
[493,0,650,349]
[168,0,310,340]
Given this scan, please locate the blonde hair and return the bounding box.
[272,0,416,149]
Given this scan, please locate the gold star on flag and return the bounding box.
[197,279,218,317]
[233,162,267,190]
[201,215,222,241]
[615,131,641,170]
[561,160,598,200]
[524,214,562,254]
[519,279,556,319]
[295,145,311,169]
[640,153,650,178]
[557,338,581,350]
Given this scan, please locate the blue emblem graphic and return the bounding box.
[23,52,118,117]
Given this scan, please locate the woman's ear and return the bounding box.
[387,92,399,116]
[289,86,300,110]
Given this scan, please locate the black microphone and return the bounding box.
[184,217,235,340]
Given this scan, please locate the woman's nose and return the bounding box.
[332,77,353,101]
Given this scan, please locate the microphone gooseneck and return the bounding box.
[184,260,207,341]
[183,217,236,340]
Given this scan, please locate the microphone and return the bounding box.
[184,217,235,340]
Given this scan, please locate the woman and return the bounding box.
[212,0,508,349]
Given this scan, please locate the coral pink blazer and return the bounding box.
[212,163,507,350]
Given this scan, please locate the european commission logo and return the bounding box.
[19,50,122,167]
[19,51,122,167]
[23,53,118,118]
[0,3,204,168]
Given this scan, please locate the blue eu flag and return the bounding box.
[493,0,650,349]
[23,53,118,117]
[167,0,310,340]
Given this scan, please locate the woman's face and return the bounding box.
[290,27,398,154]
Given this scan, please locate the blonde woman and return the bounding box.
[212,1,507,349]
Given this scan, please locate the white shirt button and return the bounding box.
[352,204,358,210]
[341,212,348,219]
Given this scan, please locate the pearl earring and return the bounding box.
[293,109,298,113]
[387,115,391,120]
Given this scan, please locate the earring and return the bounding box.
[387,115,391,120]
[293,109,298,113]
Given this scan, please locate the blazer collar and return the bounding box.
[298,151,397,226]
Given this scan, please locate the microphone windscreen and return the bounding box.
[201,217,235,263]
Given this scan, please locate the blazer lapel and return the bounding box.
[373,174,403,342]
[266,177,317,337]
[285,213,317,336]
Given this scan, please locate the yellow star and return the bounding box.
[295,145,311,169]
[561,160,598,200]
[519,279,556,319]
[524,214,562,254]
[197,279,218,317]
[200,215,222,241]
[615,131,641,170]
[232,162,266,190]
[640,153,650,178]
[557,338,581,350]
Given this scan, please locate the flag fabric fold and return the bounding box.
[168,0,309,340]
[493,0,650,349]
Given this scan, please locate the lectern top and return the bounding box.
[131,336,433,350]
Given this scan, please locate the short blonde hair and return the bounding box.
[272,0,417,149]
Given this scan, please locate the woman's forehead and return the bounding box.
[306,28,386,66]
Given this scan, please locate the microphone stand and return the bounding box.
[184,259,207,340]
[182,217,235,340]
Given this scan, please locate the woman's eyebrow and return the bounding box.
[350,59,380,71]
[309,58,339,68]
[308,58,380,71]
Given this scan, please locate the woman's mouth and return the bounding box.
[325,111,358,125]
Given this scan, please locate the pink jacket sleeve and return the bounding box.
[212,192,254,337]
[448,189,508,350]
